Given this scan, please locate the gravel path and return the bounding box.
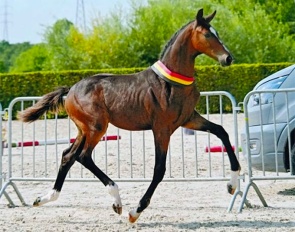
[1,114,295,231]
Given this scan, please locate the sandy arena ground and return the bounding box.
[1,114,295,231]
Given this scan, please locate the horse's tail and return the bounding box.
[18,86,70,123]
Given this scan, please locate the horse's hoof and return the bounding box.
[129,214,138,223]
[128,209,140,223]
[112,204,122,215]
[227,183,235,195]
[33,197,41,206]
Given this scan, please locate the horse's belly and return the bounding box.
[110,116,152,131]
[106,105,150,131]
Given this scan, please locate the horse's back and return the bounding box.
[76,69,154,88]
[65,68,198,131]
[65,69,158,130]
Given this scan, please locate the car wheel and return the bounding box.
[291,142,295,175]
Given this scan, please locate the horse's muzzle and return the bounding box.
[219,54,233,66]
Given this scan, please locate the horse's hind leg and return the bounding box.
[182,110,241,194]
[72,124,122,214]
[76,151,122,215]
[33,135,86,206]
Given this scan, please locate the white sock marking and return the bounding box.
[38,189,60,206]
[129,208,141,222]
[108,183,122,208]
[229,170,239,189]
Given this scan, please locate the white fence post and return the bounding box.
[239,88,295,212]
[0,103,3,189]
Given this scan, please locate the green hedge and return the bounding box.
[0,67,144,112]
[0,63,293,115]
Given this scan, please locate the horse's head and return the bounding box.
[191,9,233,66]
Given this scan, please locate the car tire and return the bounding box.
[291,142,295,175]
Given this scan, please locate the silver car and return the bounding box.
[241,64,295,173]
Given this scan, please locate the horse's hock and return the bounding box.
[0,92,243,209]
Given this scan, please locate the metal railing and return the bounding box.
[238,88,295,212]
[0,92,243,209]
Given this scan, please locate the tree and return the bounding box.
[256,0,295,34]
[0,40,32,73]
[214,0,295,63]
[10,44,49,72]
[43,19,79,70]
[7,0,295,72]
[77,11,131,69]
[124,0,295,65]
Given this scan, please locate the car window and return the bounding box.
[287,68,295,87]
[252,75,287,106]
[257,75,287,90]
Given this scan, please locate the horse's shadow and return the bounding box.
[277,187,295,196]
[137,220,295,230]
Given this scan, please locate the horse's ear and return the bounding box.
[196,8,204,22]
[204,10,216,23]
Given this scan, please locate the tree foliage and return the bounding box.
[10,44,48,72]
[0,40,32,72]
[43,19,79,70]
[212,0,295,63]
[2,0,295,73]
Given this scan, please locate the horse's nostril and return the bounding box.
[226,55,233,65]
[219,54,233,66]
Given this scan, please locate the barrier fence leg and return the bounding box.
[227,174,252,212]
[227,189,242,212]
[227,189,252,212]
[0,181,27,207]
[0,181,16,207]
[238,181,268,213]
[251,182,268,207]
[3,190,15,207]
[10,181,27,206]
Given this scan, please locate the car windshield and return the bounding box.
[252,75,287,106]
[257,75,287,90]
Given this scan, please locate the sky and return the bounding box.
[0,0,131,44]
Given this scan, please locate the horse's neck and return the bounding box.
[162,27,196,78]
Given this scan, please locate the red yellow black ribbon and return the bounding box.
[151,60,195,86]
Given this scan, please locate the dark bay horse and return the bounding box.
[18,9,240,223]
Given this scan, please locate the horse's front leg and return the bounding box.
[129,131,169,223]
[183,110,241,194]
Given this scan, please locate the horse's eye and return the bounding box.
[204,33,212,38]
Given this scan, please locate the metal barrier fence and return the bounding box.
[0,91,243,209]
[0,104,15,206]
[238,88,295,212]
[0,103,2,195]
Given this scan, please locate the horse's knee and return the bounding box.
[61,155,75,167]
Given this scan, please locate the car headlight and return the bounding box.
[249,140,258,151]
